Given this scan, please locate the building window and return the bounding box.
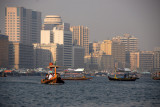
[17,8,20,16]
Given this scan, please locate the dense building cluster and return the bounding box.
[0,7,160,73]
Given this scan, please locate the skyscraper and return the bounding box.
[5,7,41,45]
[53,23,72,68]
[112,40,126,68]
[112,34,138,68]
[5,7,41,69]
[70,26,89,56]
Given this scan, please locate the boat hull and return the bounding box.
[62,77,92,80]
[152,77,160,80]
[108,76,136,81]
[41,77,64,84]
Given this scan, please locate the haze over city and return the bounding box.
[0,0,160,51]
[0,1,160,106]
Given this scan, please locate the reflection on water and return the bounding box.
[0,76,160,107]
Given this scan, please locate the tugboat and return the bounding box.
[41,62,64,85]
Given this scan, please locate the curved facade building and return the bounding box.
[43,15,62,30]
[44,15,62,24]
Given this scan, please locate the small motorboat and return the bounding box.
[41,62,64,85]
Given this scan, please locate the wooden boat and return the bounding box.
[152,77,160,80]
[108,67,136,81]
[0,75,7,77]
[0,72,7,77]
[152,71,160,80]
[41,62,64,85]
[108,76,136,81]
[62,76,93,80]
[62,71,93,80]
[41,73,64,84]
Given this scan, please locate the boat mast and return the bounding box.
[54,61,57,77]
[114,67,117,79]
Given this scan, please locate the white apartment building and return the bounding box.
[41,30,53,44]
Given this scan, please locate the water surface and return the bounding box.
[0,76,160,107]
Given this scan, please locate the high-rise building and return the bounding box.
[53,23,72,68]
[153,47,160,72]
[9,42,33,69]
[112,34,138,52]
[112,34,138,68]
[33,43,63,68]
[112,40,126,68]
[100,40,112,55]
[0,34,9,68]
[130,52,140,70]
[70,26,89,56]
[139,51,154,72]
[5,7,41,45]
[72,46,84,68]
[42,15,62,30]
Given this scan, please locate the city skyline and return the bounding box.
[0,0,160,51]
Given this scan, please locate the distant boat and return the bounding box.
[62,75,92,80]
[62,70,93,80]
[152,71,160,80]
[0,71,7,77]
[108,68,137,81]
[152,77,160,80]
[41,62,64,85]
[108,76,136,81]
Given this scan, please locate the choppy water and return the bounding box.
[0,76,160,107]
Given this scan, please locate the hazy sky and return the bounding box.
[0,0,160,51]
